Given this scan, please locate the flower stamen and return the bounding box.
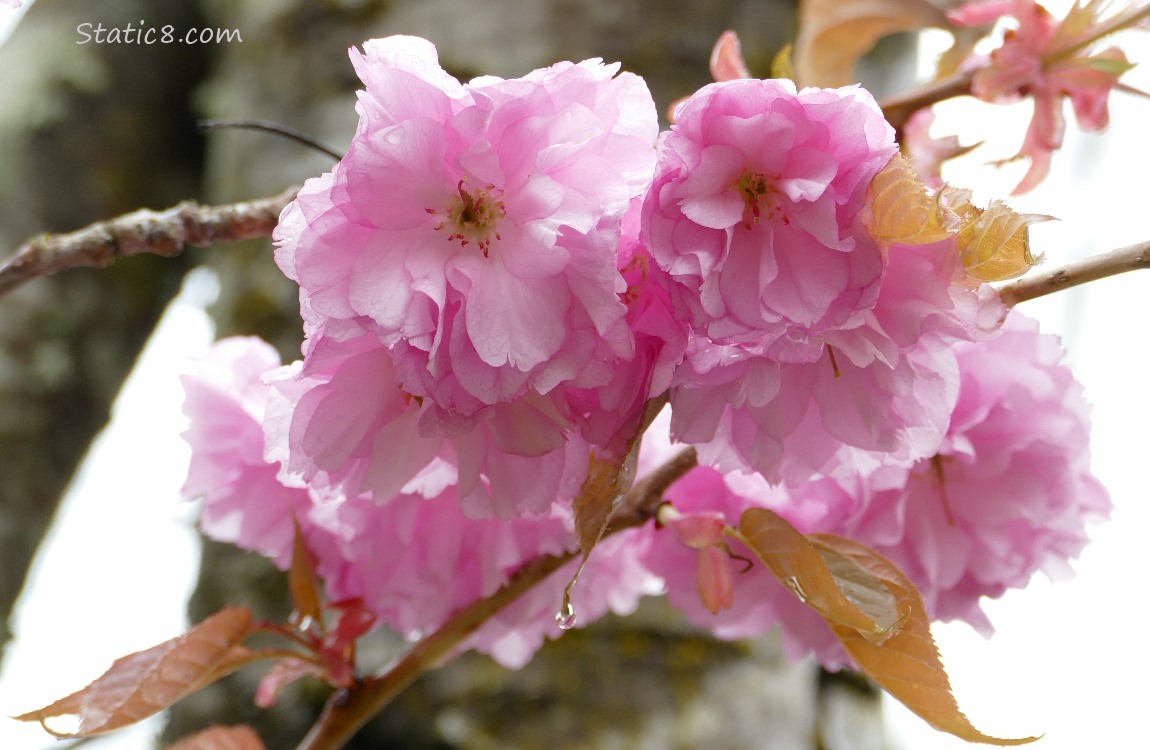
[930,454,958,527]
[431,178,507,257]
[826,344,842,379]
[735,170,782,229]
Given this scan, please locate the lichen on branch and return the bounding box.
[0,186,299,296]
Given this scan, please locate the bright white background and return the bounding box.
[887,16,1150,749]
[0,2,1148,749]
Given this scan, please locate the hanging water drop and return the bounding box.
[555,597,577,630]
[784,576,808,603]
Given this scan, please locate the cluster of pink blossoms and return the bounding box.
[947,0,1136,194]
[180,35,1108,670]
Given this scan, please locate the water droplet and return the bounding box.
[555,598,577,630]
[406,628,426,642]
[784,576,808,603]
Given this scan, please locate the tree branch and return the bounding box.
[295,446,699,750]
[879,72,974,132]
[0,186,300,297]
[998,240,1150,307]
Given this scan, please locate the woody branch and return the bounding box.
[0,186,299,296]
[998,240,1150,307]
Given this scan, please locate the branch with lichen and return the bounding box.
[294,445,698,750]
[998,240,1150,307]
[0,186,300,297]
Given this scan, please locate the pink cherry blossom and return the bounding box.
[643,77,897,364]
[180,337,347,581]
[182,338,659,669]
[859,312,1109,629]
[261,325,443,505]
[263,325,593,518]
[901,108,975,189]
[951,0,1135,194]
[670,236,1003,486]
[274,35,658,416]
[180,337,313,568]
[564,201,689,456]
[776,312,1110,633]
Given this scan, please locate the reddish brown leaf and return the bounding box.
[794,0,954,87]
[254,658,322,709]
[289,519,325,632]
[735,508,901,641]
[559,446,641,627]
[15,607,259,738]
[811,534,1039,745]
[573,449,637,557]
[164,725,267,750]
[165,725,267,750]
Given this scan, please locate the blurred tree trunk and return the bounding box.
[0,0,208,664]
[2,1,898,747]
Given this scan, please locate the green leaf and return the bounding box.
[1083,55,1136,77]
[770,44,795,81]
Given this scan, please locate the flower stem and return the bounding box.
[293,445,698,750]
[294,551,575,750]
[998,239,1150,307]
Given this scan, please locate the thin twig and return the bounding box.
[199,119,344,162]
[998,240,1150,307]
[294,445,699,750]
[0,186,300,297]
